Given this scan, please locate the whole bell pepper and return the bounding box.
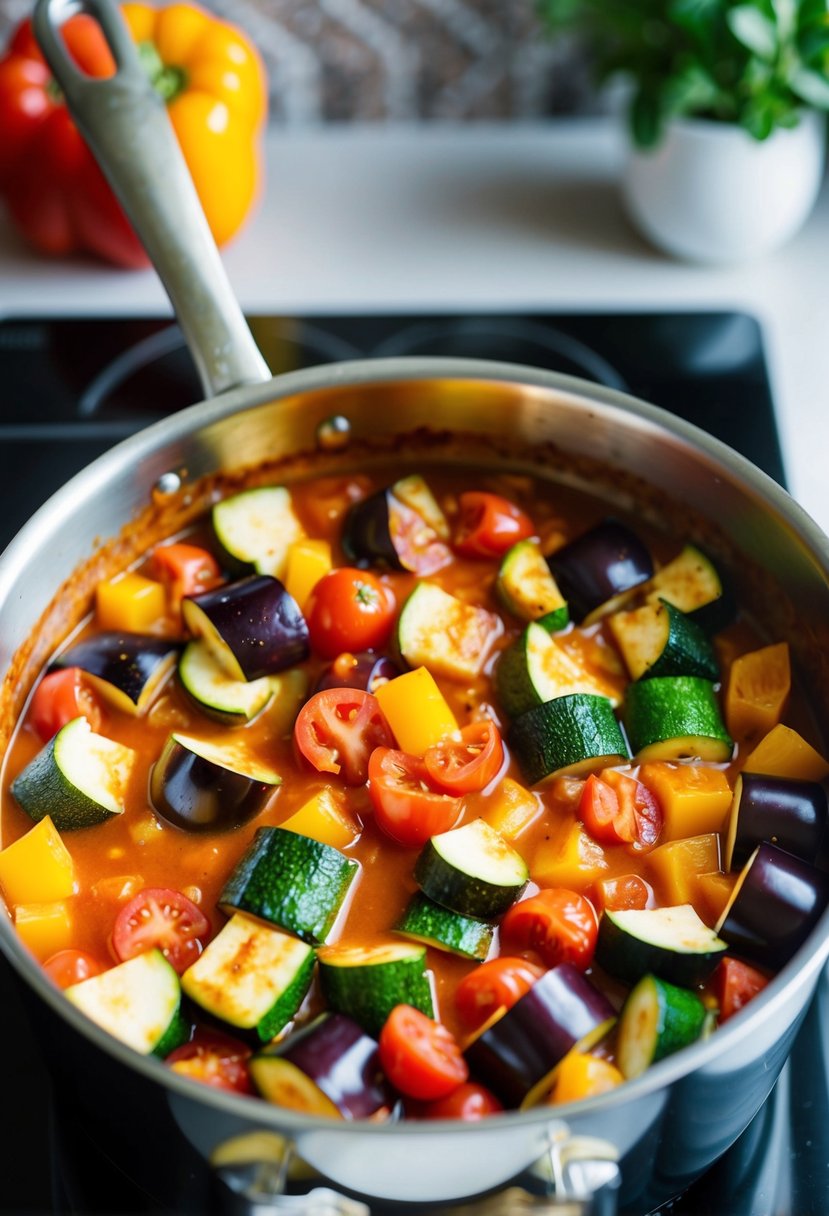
[0,3,266,268]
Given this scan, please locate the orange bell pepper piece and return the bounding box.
[725,642,790,743]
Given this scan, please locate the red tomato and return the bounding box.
[579,770,662,851]
[166,1029,254,1095]
[368,748,462,846]
[42,948,107,990]
[499,889,598,971]
[294,688,394,786]
[111,888,210,975]
[423,720,504,795]
[454,957,545,1030]
[28,667,102,742]
[151,543,221,610]
[453,492,534,558]
[419,1081,503,1120]
[379,1005,468,1101]
[306,568,397,659]
[595,873,652,912]
[715,957,769,1023]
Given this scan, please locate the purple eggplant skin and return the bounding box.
[546,519,653,622]
[342,488,400,570]
[719,842,829,970]
[51,632,179,713]
[149,737,274,833]
[184,575,309,681]
[726,774,828,871]
[314,651,400,696]
[274,1013,395,1120]
[464,964,616,1108]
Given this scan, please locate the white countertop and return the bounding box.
[1,119,827,530]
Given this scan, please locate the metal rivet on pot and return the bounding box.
[316,415,351,451]
[153,471,183,499]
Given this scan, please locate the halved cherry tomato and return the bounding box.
[167,1029,254,1095]
[111,887,210,975]
[715,957,769,1023]
[419,1081,503,1120]
[150,542,221,611]
[579,770,662,851]
[423,719,504,795]
[595,873,652,912]
[42,948,108,990]
[453,492,534,558]
[499,889,598,971]
[305,568,397,659]
[294,688,394,786]
[379,1005,468,1101]
[454,956,545,1030]
[368,747,462,846]
[28,667,102,742]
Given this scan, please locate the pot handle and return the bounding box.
[32,0,271,398]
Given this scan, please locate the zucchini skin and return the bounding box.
[414,820,528,920]
[317,944,434,1037]
[611,599,719,682]
[395,893,494,960]
[596,906,727,988]
[623,676,732,761]
[617,974,707,1079]
[509,693,628,786]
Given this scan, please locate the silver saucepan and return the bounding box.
[1,0,829,1210]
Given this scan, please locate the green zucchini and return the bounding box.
[414,818,528,919]
[220,826,359,945]
[396,582,501,681]
[508,693,629,786]
[586,544,732,633]
[608,599,719,682]
[181,912,315,1042]
[316,941,434,1037]
[617,974,707,1079]
[596,905,728,988]
[65,949,188,1057]
[178,640,276,723]
[624,676,732,762]
[496,540,569,632]
[212,486,305,579]
[12,716,136,830]
[497,622,621,720]
[395,893,494,960]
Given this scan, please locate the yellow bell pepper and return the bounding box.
[742,723,829,781]
[549,1051,623,1104]
[374,667,458,755]
[96,571,167,632]
[284,540,333,612]
[725,642,790,742]
[531,818,609,889]
[639,762,733,841]
[483,777,541,841]
[646,833,720,906]
[280,787,360,851]
[0,817,76,906]
[14,900,75,961]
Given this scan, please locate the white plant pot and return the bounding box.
[622,110,827,264]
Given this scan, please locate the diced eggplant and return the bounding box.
[724,773,828,871]
[150,734,281,832]
[342,478,452,576]
[314,652,400,696]
[463,964,615,1108]
[716,842,829,970]
[251,1012,395,1120]
[52,632,179,715]
[182,575,309,682]
[546,520,653,622]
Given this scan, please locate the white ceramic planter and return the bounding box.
[622,110,827,264]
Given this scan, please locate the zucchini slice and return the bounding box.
[624,676,732,762]
[12,716,136,830]
[316,941,434,1037]
[220,826,359,945]
[212,486,305,579]
[65,950,188,1057]
[586,544,733,633]
[395,893,494,961]
[596,905,727,988]
[414,818,528,919]
[397,582,502,681]
[496,540,569,632]
[508,693,629,786]
[178,639,276,723]
[181,912,315,1042]
[608,599,719,682]
[497,622,621,720]
[617,974,707,1079]
[150,733,281,833]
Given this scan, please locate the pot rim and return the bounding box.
[2,353,828,1137]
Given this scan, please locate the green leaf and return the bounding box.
[798,25,829,63]
[789,66,829,105]
[668,0,723,41]
[663,62,724,113]
[741,95,777,136]
[727,6,780,60]
[631,89,665,147]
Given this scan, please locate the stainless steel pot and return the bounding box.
[1,0,829,1210]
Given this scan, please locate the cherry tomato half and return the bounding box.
[368,747,463,847]
[453,492,534,559]
[306,568,397,660]
[419,1081,503,1120]
[111,887,210,975]
[294,688,394,786]
[42,948,108,990]
[499,888,598,971]
[454,956,545,1030]
[28,667,102,743]
[379,1005,468,1101]
[166,1029,254,1095]
[423,720,504,795]
[715,957,769,1023]
[579,770,662,851]
[150,543,221,611]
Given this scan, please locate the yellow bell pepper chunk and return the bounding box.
[646,833,720,906]
[283,540,333,612]
[531,819,609,890]
[549,1051,623,1105]
[725,642,790,742]
[374,667,458,756]
[695,871,738,927]
[14,900,75,961]
[483,778,541,841]
[281,788,360,851]
[96,571,167,632]
[0,817,76,906]
[742,724,829,782]
[638,762,733,841]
